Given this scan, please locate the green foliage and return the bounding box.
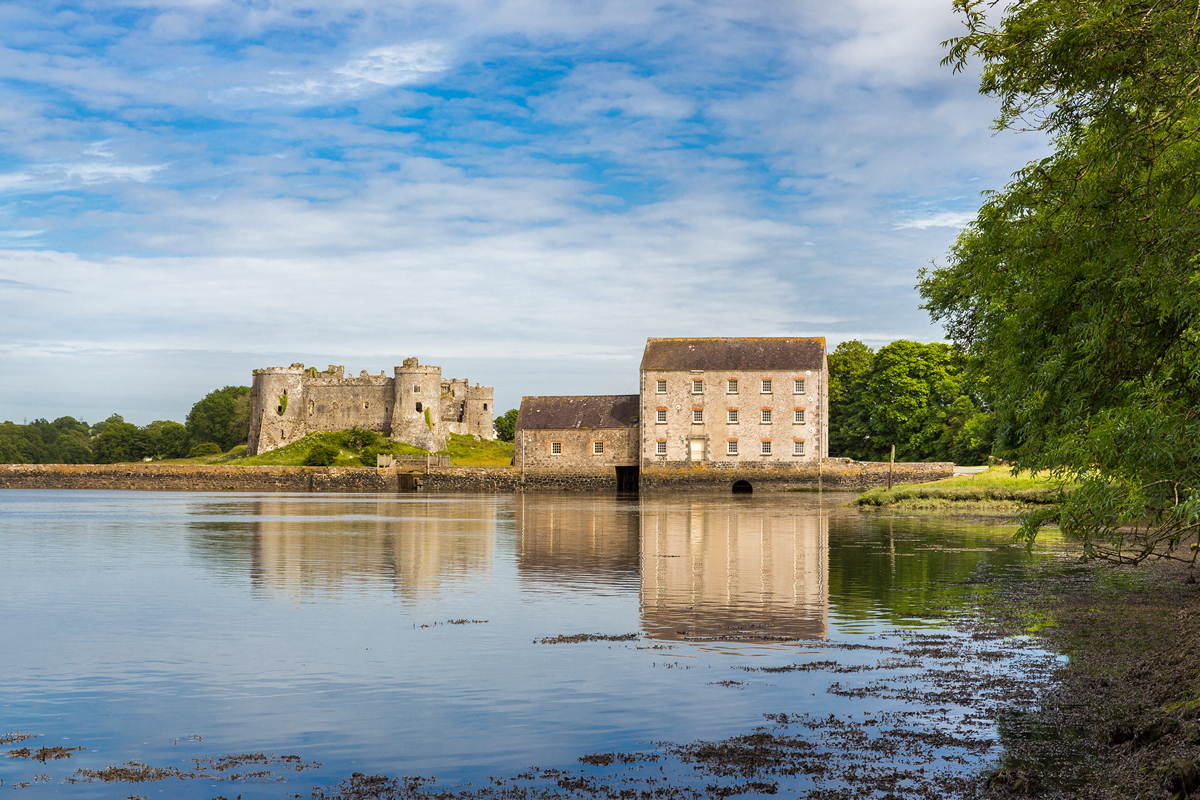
[186,386,251,452]
[494,408,519,442]
[828,340,993,464]
[0,417,94,464]
[302,441,340,466]
[423,407,433,430]
[276,394,287,415]
[144,420,191,459]
[188,441,223,457]
[922,0,1200,561]
[235,432,427,466]
[93,415,150,464]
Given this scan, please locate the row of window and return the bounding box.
[549,441,608,455]
[656,378,809,395]
[652,440,804,456]
[656,408,807,424]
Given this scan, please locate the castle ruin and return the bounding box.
[247,358,494,456]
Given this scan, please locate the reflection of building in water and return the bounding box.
[640,500,828,641]
[514,495,640,589]
[247,498,494,599]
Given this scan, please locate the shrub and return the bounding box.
[303,442,340,466]
[188,442,223,458]
[360,447,378,466]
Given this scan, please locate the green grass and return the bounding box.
[138,430,515,468]
[437,433,515,467]
[854,467,1072,508]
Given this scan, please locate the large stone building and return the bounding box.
[247,357,494,456]
[515,337,828,490]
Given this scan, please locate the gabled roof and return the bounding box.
[516,395,639,430]
[640,337,826,371]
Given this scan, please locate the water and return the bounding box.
[0,490,1064,798]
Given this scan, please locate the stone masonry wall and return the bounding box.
[514,428,638,471]
[638,458,953,492]
[0,464,408,492]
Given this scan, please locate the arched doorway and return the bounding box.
[732,480,752,494]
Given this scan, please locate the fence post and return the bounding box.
[888,445,894,491]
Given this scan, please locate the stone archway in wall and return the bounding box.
[732,480,752,494]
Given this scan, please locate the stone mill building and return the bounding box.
[515,337,828,490]
[247,357,494,456]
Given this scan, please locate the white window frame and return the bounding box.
[656,440,667,456]
[593,441,604,455]
[692,408,704,424]
[656,379,667,394]
[656,408,667,424]
[761,379,772,394]
[727,440,738,456]
[727,379,738,394]
[794,408,805,424]
[794,379,805,395]
[727,408,738,424]
[793,440,805,455]
[761,409,772,424]
[551,441,562,456]
[692,379,704,394]
[760,440,772,455]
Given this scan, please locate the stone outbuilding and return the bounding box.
[514,395,641,491]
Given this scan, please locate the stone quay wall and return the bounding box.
[0,463,409,493]
[638,458,954,492]
[0,459,952,494]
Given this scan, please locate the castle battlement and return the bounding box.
[246,358,495,456]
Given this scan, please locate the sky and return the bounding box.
[0,0,1047,425]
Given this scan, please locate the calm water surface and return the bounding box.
[0,490,1063,798]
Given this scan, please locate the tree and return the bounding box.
[494,409,519,443]
[145,420,191,459]
[92,415,142,464]
[186,386,251,452]
[828,341,875,459]
[920,0,1200,561]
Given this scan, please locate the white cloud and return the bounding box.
[894,211,977,230]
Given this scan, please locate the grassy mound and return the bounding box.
[437,433,515,467]
[854,467,1070,509]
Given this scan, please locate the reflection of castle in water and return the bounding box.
[640,500,828,642]
[247,498,494,599]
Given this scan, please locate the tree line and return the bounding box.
[0,386,252,464]
[827,339,993,465]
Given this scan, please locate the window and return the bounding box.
[727,379,738,394]
[692,379,704,394]
[593,441,604,455]
[415,402,423,412]
[793,440,805,455]
[656,379,667,394]
[483,403,488,410]
[794,379,805,394]
[656,408,667,424]
[656,440,667,456]
[414,385,421,393]
[761,379,772,394]
[692,408,704,424]
[727,440,738,456]
[794,408,805,424]
[727,408,739,424]
[761,409,772,424]
[551,442,562,455]
[760,440,772,455]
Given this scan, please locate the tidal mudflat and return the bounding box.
[0,490,1070,798]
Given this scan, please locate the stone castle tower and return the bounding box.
[246,357,494,457]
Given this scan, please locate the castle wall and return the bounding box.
[247,359,495,457]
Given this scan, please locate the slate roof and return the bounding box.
[640,337,826,372]
[516,395,640,430]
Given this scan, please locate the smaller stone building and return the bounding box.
[514,395,640,490]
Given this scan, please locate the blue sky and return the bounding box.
[0,0,1045,424]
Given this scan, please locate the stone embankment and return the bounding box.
[0,463,412,492]
[0,459,952,493]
